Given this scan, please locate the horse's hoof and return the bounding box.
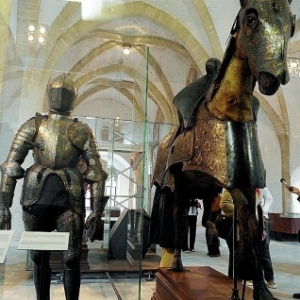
[253,284,277,300]
[171,260,184,271]
[171,264,184,271]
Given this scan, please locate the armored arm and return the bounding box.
[0,118,35,229]
[81,128,108,241]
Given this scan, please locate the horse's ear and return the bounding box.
[288,0,293,4]
[240,0,247,6]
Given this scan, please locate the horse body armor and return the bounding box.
[153,103,265,191]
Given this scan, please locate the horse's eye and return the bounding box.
[245,13,258,26]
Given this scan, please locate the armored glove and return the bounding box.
[0,173,16,231]
[85,196,109,242]
[0,207,11,230]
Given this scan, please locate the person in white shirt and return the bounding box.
[252,187,277,289]
[284,184,300,299]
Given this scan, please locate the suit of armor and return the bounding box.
[0,74,108,300]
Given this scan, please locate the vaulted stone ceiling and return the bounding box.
[1,0,298,124]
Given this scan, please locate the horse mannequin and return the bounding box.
[151,1,295,299]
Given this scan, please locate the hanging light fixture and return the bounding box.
[123,44,131,55]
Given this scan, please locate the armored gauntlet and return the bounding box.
[0,174,15,229]
[85,181,109,242]
[85,195,109,242]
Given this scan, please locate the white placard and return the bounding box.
[0,230,14,264]
[18,231,69,251]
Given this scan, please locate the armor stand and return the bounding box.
[229,205,242,300]
[40,251,46,294]
[37,251,51,300]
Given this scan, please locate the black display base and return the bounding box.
[26,243,90,272]
[27,247,161,277]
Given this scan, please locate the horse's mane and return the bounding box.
[206,7,261,103]
[206,34,237,102]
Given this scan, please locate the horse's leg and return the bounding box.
[245,189,277,300]
[170,167,188,271]
[171,188,185,271]
[231,188,276,300]
[230,188,258,279]
[202,187,220,257]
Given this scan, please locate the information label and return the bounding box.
[0,230,14,263]
[18,231,69,251]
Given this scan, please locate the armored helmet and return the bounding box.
[47,74,77,113]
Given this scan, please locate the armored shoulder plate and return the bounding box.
[35,112,48,129]
[1,161,25,179]
[68,119,90,150]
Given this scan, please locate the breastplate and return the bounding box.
[33,113,81,169]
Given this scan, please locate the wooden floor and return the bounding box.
[152,266,253,300]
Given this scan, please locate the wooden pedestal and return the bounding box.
[152,266,253,300]
[269,213,300,240]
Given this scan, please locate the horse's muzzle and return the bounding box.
[258,71,288,95]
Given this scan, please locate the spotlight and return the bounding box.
[38,36,45,43]
[28,24,36,32]
[27,34,35,42]
[39,25,46,34]
[37,25,48,45]
[27,24,36,42]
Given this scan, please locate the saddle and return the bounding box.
[173,57,221,130]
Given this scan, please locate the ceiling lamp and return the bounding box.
[123,44,131,55]
[27,24,48,45]
[27,24,36,42]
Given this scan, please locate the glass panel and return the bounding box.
[0,2,153,299]
[0,262,4,299]
[109,46,149,300]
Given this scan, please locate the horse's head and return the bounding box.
[234,0,295,95]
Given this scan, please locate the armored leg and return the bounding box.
[31,250,52,300]
[23,209,53,300]
[62,247,81,300]
[63,267,81,300]
[57,210,84,300]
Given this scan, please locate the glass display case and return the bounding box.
[76,116,175,299]
[0,2,181,299]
